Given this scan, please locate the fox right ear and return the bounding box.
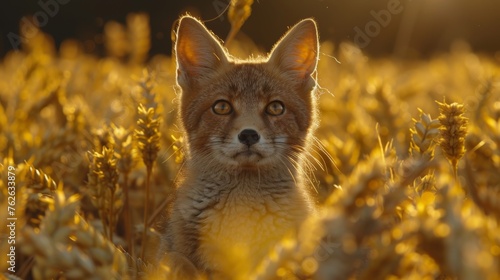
[175,16,228,87]
[268,19,319,85]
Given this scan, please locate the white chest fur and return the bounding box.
[196,185,310,277]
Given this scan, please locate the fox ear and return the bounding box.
[268,19,319,82]
[175,16,228,86]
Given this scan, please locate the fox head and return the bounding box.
[174,15,319,171]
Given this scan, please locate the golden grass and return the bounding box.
[1,14,500,279]
[226,0,254,45]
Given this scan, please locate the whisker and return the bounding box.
[286,153,319,194]
[277,155,298,186]
[312,136,337,166]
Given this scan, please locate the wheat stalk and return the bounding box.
[24,165,57,227]
[87,146,123,242]
[112,124,137,259]
[127,13,151,64]
[366,84,409,155]
[135,103,160,261]
[437,100,468,176]
[1,14,500,280]
[104,21,128,59]
[409,109,440,160]
[225,0,254,45]
[21,189,129,280]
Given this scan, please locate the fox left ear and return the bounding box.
[268,19,319,82]
[175,15,229,89]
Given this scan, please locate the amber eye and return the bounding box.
[265,101,285,116]
[212,100,233,115]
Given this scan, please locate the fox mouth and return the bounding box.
[234,150,262,158]
[233,149,263,166]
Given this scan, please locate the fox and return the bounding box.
[157,15,320,279]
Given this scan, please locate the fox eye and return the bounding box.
[212,100,233,115]
[265,101,285,116]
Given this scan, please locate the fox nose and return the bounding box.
[238,129,260,146]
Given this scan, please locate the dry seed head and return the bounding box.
[135,103,161,169]
[127,13,151,64]
[171,134,185,164]
[229,0,254,25]
[410,109,440,160]
[112,124,137,175]
[326,153,387,214]
[413,173,437,196]
[437,101,468,169]
[92,127,114,151]
[86,147,123,237]
[228,0,254,39]
[321,135,361,184]
[473,80,493,125]
[25,165,57,227]
[27,165,57,192]
[88,147,120,195]
[138,69,158,110]
[87,152,99,202]
[22,189,129,279]
[95,147,119,192]
[32,123,81,169]
[431,176,496,278]
[365,84,408,155]
[104,21,128,58]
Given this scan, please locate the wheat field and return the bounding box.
[1,9,500,280]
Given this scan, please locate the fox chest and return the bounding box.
[196,193,301,275]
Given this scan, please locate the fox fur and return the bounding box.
[158,15,320,279]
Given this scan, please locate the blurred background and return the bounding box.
[1,0,500,58]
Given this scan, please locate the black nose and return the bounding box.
[238,129,260,146]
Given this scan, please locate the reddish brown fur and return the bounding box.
[158,15,320,279]
[181,63,314,160]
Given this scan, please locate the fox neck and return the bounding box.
[185,156,305,191]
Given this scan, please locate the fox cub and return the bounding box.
[158,15,320,279]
